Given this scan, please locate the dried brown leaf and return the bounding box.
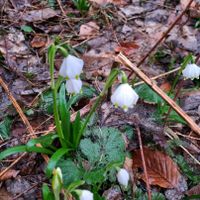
[115,42,139,56]
[186,184,200,196]
[31,34,48,48]
[79,21,100,39]
[0,169,20,181]
[132,147,181,188]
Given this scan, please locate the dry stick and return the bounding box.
[0,77,49,178]
[128,0,194,78]
[117,53,200,135]
[135,125,151,200]
[56,0,65,15]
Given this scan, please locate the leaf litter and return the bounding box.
[0,0,200,199]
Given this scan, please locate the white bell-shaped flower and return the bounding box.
[66,79,82,94]
[182,64,200,80]
[111,83,139,112]
[80,190,93,200]
[59,55,84,79]
[117,168,129,188]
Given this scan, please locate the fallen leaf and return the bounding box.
[0,188,12,200]
[160,82,171,92]
[21,8,58,22]
[180,0,196,9]
[186,184,200,196]
[132,147,181,188]
[79,21,100,39]
[31,34,48,48]
[115,42,139,56]
[89,0,126,6]
[0,169,20,181]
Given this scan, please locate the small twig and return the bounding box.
[117,53,200,135]
[128,0,194,78]
[56,0,65,16]
[135,125,151,200]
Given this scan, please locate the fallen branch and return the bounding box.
[117,53,200,135]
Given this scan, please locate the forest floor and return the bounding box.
[0,0,200,199]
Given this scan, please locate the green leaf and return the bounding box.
[40,90,54,114]
[0,117,12,139]
[65,180,85,192]
[48,0,56,8]
[27,146,53,155]
[59,83,71,143]
[46,148,69,178]
[73,111,81,148]
[80,127,125,167]
[83,168,105,185]
[26,133,57,148]
[57,159,82,186]
[42,183,54,200]
[0,145,27,160]
[21,25,34,33]
[135,84,164,104]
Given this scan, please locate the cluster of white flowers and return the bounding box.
[59,55,84,94]
[182,63,200,80]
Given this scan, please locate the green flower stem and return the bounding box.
[170,54,193,93]
[120,71,128,84]
[49,44,68,147]
[79,69,119,136]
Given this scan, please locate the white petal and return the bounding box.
[182,64,200,80]
[59,55,84,78]
[66,79,82,94]
[117,168,129,187]
[80,190,93,200]
[111,83,139,111]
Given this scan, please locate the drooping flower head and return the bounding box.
[66,79,82,94]
[76,190,93,200]
[59,54,84,79]
[182,64,200,80]
[111,83,139,112]
[117,168,129,188]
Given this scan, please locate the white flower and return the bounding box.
[66,79,82,94]
[59,55,84,79]
[182,64,200,80]
[111,83,139,112]
[80,190,93,200]
[117,168,129,188]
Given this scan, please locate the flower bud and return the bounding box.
[182,64,200,80]
[117,168,129,188]
[52,167,63,199]
[59,55,84,79]
[66,79,82,94]
[111,83,139,112]
[76,190,93,200]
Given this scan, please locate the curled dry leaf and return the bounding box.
[79,21,100,39]
[132,147,181,188]
[0,169,20,181]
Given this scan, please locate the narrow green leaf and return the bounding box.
[0,145,27,160]
[59,84,71,143]
[26,134,58,148]
[46,148,70,178]
[27,146,53,155]
[0,117,12,140]
[65,180,85,192]
[73,111,81,148]
[42,183,54,200]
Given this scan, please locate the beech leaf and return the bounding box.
[132,147,181,188]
